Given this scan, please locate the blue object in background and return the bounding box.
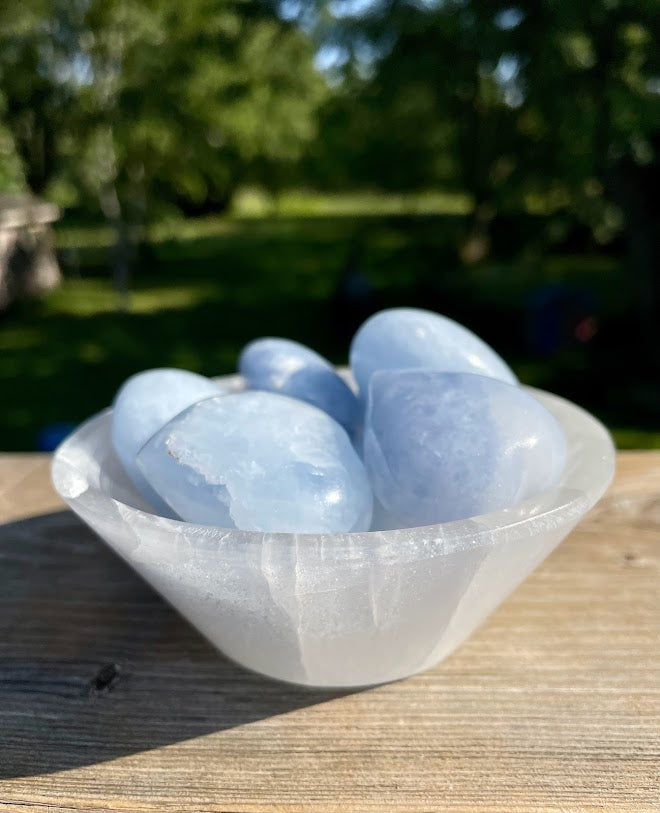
[36,422,77,452]
[526,283,598,355]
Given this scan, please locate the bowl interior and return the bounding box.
[52,376,615,550]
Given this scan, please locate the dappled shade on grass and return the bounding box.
[1,212,658,451]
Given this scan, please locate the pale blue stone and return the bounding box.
[364,370,566,527]
[137,392,373,533]
[111,368,223,512]
[350,308,517,398]
[239,337,359,435]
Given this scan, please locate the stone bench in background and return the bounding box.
[0,194,61,310]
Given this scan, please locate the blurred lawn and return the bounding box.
[1,198,659,450]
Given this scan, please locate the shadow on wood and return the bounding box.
[0,511,353,779]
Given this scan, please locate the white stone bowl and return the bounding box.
[51,374,615,688]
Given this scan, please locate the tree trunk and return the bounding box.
[609,157,660,345]
[99,182,131,313]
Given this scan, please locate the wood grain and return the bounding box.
[0,452,658,813]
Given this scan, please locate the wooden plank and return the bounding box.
[0,452,658,812]
[0,454,64,523]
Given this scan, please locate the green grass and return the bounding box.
[55,189,473,250]
[232,188,473,218]
[1,205,658,450]
[608,429,660,450]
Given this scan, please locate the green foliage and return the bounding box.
[516,1,660,239]
[2,0,657,241]
[0,0,326,214]
[308,0,660,238]
[0,116,25,192]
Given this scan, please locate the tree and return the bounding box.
[516,1,660,336]
[304,1,539,259]
[306,0,660,328]
[0,0,327,302]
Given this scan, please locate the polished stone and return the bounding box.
[137,392,373,533]
[363,369,566,526]
[239,337,359,435]
[111,368,223,511]
[350,308,517,398]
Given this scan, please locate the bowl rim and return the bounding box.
[51,377,616,546]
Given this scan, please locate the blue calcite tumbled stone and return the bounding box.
[350,307,517,398]
[239,337,359,435]
[363,370,566,527]
[137,392,373,533]
[111,368,223,510]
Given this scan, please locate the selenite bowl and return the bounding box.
[51,374,615,688]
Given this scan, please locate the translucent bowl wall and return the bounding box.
[52,376,615,687]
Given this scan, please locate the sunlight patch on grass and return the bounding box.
[129,286,220,312]
[55,189,474,250]
[43,280,220,315]
[55,218,240,250]
[149,216,239,244]
[270,189,474,218]
[230,187,474,218]
[56,225,115,250]
[0,327,44,351]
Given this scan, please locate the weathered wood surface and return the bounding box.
[0,452,658,812]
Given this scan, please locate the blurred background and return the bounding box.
[0,0,658,451]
